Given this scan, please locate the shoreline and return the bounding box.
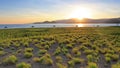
[0,23,119,29]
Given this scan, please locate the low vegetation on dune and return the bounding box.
[16,62,31,68]
[0,27,120,68]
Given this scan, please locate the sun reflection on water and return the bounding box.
[76,24,84,27]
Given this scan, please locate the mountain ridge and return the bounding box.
[34,17,120,24]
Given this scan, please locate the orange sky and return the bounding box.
[0,0,120,24]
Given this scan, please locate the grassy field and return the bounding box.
[0,27,120,68]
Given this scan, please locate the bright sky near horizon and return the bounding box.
[0,0,120,24]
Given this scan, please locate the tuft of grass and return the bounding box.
[112,62,120,68]
[39,53,53,65]
[105,57,111,63]
[75,51,81,57]
[87,62,98,68]
[25,48,33,52]
[0,47,4,51]
[66,44,73,48]
[44,45,50,50]
[68,58,84,67]
[61,47,68,55]
[33,57,40,62]
[23,42,29,47]
[66,53,72,59]
[13,42,20,47]
[54,47,61,55]
[111,54,119,61]
[68,60,74,67]
[38,49,47,57]
[79,46,87,51]
[56,56,63,63]
[84,49,93,55]
[24,52,33,58]
[56,63,67,68]
[0,51,5,56]
[16,49,22,54]
[16,62,31,68]
[72,47,79,54]
[39,49,47,54]
[3,55,18,65]
[72,58,84,64]
[105,53,112,58]
[87,55,94,62]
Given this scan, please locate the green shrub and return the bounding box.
[68,58,84,67]
[75,52,81,57]
[84,50,93,55]
[0,51,5,56]
[0,47,4,51]
[107,50,114,54]
[39,49,47,54]
[91,45,97,50]
[44,45,50,49]
[68,60,74,67]
[87,55,94,62]
[32,39,39,44]
[33,57,40,62]
[3,55,18,64]
[61,47,68,55]
[56,63,67,68]
[2,43,10,48]
[16,49,22,54]
[111,54,119,61]
[49,40,56,44]
[25,48,33,52]
[87,62,98,68]
[66,44,73,48]
[56,56,63,63]
[40,42,46,46]
[16,62,31,68]
[82,43,92,47]
[66,53,72,59]
[39,53,53,65]
[24,42,29,47]
[14,43,20,47]
[11,47,15,50]
[24,52,33,58]
[54,47,61,55]
[79,46,87,51]
[38,49,47,57]
[105,53,112,58]
[72,47,79,54]
[105,57,111,63]
[73,58,84,64]
[112,62,120,68]
[99,49,105,54]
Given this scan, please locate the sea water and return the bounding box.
[0,24,119,29]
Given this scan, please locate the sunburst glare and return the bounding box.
[69,7,92,20]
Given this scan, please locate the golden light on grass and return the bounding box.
[68,7,92,20]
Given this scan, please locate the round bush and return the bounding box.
[16,62,31,68]
[3,55,18,65]
[87,62,98,68]
[24,52,33,58]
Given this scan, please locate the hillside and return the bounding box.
[34,18,120,24]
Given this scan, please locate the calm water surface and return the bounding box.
[0,24,119,29]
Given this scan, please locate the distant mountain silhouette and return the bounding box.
[34,17,120,24]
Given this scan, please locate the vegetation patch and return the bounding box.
[0,27,119,68]
[2,55,18,65]
[16,62,31,68]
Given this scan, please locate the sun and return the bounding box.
[68,8,92,20]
